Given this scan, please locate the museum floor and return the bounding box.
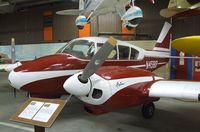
[0,72,200,132]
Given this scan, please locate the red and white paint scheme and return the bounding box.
[64,66,200,118]
[9,22,171,98]
[63,35,200,119]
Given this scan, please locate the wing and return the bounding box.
[88,0,130,21]
[56,9,83,16]
[148,80,200,101]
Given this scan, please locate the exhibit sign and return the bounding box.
[10,98,66,128]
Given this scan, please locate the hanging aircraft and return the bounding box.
[8,22,171,98]
[56,0,147,30]
[63,36,200,119]
[160,0,200,18]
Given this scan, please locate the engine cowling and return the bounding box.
[75,15,87,30]
[122,6,143,29]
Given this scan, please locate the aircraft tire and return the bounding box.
[142,102,155,119]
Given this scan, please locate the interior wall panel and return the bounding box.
[135,0,169,40]
[98,13,121,33]
[172,16,200,39]
[53,15,78,42]
[0,10,43,44]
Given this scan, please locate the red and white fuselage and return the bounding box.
[8,22,171,98]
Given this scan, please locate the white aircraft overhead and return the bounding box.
[56,0,143,30]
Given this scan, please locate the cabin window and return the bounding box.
[130,48,139,60]
[59,40,95,59]
[118,45,129,60]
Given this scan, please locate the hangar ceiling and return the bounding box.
[0,0,78,14]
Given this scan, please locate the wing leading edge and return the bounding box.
[149,81,200,101]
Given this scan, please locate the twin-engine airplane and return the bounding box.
[160,0,200,18]
[56,0,151,29]
[9,22,171,99]
[9,22,200,119]
[63,36,200,119]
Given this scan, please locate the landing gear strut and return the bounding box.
[142,102,155,119]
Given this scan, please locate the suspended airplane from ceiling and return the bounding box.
[8,22,171,98]
[172,36,200,56]
[160,0,200,18]
[56,0,154,30]
[63,36,200,119]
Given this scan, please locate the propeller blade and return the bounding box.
[79,37,117,83]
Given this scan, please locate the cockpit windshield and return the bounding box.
[57,39,95,59]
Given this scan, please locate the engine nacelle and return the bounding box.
[122,6,143,29]
[75,15,87,30]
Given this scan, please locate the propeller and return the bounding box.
[63,37,117,96]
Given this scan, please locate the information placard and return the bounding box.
[10,98,66,128]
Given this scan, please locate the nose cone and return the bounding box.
[8,70,23,90]
[63,73,91,96]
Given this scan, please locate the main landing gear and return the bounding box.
[141,102,155,119]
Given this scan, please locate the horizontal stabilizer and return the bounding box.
[149,81,200,101]
[56,9,82,15]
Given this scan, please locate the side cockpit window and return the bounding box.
[118,45,129,60]
[58,40,95,59]
[130,48,139,60]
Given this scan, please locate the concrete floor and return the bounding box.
[1,72,200,132]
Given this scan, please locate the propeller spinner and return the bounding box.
[63,37,117,96]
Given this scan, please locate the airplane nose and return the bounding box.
[8,70,22,90]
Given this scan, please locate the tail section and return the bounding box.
[153,22,172,52]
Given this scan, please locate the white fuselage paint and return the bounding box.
[8,70,82,90]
